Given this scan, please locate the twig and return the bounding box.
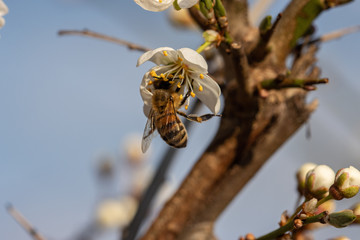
[249,0,276,25]
[122,100,202,240]
[309,25,360,45]
[6,204,46,240]
[261,76,328,90]
[58,29,151,52]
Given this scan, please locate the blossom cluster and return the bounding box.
[137,47,221,116]
[297,163,360,200]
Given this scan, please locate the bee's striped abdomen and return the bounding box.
[156,113,187,149]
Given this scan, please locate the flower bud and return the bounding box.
[325,209,356,228]
[297,163,317,194]
[351,202,360,224]
[203,30,220,44]
[330,166,360,199]
[305,165,335,199]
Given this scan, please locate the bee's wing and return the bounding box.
[141,109,158,153]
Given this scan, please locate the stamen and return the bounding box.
[169,81,175,84]
[178,57,183,61]
[190,92,196,98]
[162,50,168,56]
[199,74,204,79]
[198,85,203,92]
[177,83,182,89]
[185,105,189,110]
[148,80,153,85]
[178,75,184,79]
[160,73,168,81]
[168,74,174,78]
[150,70,157,78]
[179,94,183,100]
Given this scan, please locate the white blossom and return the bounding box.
[0,0,8,28]
[305,165,335,199]
[96,196,138,228]
[138,47,221,116]
[134,0,198,12]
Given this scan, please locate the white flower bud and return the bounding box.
[0,0,8,28]
[297,163,317,193]
[330,166,360,199]
[305,165,335,199]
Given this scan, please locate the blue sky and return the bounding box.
[1,1,360,239]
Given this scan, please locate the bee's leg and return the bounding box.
[177,111,221,123]
[179,90,191,107]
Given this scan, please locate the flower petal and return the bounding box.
[177,0,198,8]
[143,104,152,117]
[178,48,208,73]
[134,0,173,12]
[137,47,177,67]
[140,71,154,106]
[192,75,221,114]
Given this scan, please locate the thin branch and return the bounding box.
[309,25,360,44]
[58,29,151,52]
[260,76,328,90]
[122,100,202,240]
[6,204,46,240]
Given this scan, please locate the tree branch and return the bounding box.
[6,204,46,240]
[58,29,151,52]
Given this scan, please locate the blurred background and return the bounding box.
[1,0,360,239]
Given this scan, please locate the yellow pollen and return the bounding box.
[198,85,203,91]
[159,0,162,3]
[148,80,153,85]
[185,105,189,110]
[150,70,157,77]
[190,92,196,98]
[178,75,184,79]
[179,94,183,100]
[168,74,174,78]
[169,80,175,84]
[162,50,168,56]
[199,74,204,79]
[177,83,181,88]
[178,57,183,61]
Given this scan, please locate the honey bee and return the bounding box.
[141,89,219,153]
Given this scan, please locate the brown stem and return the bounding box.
[6,204,46,240]
[58,29,151,52]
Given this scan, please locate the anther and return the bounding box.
[168,74,174,78]
[178,75,184,79]
[179,95,183,100]
[177,83,181,89]
[148,80,153,85]
[150,70,157,77]
[169,81,175,84]
[185,105,188,110]
[162,50,168,56]
[199,74,204,79]
[178,57,183,61]
[198,85,203,92]
[190,92,196,98]
[159,0,163,3]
